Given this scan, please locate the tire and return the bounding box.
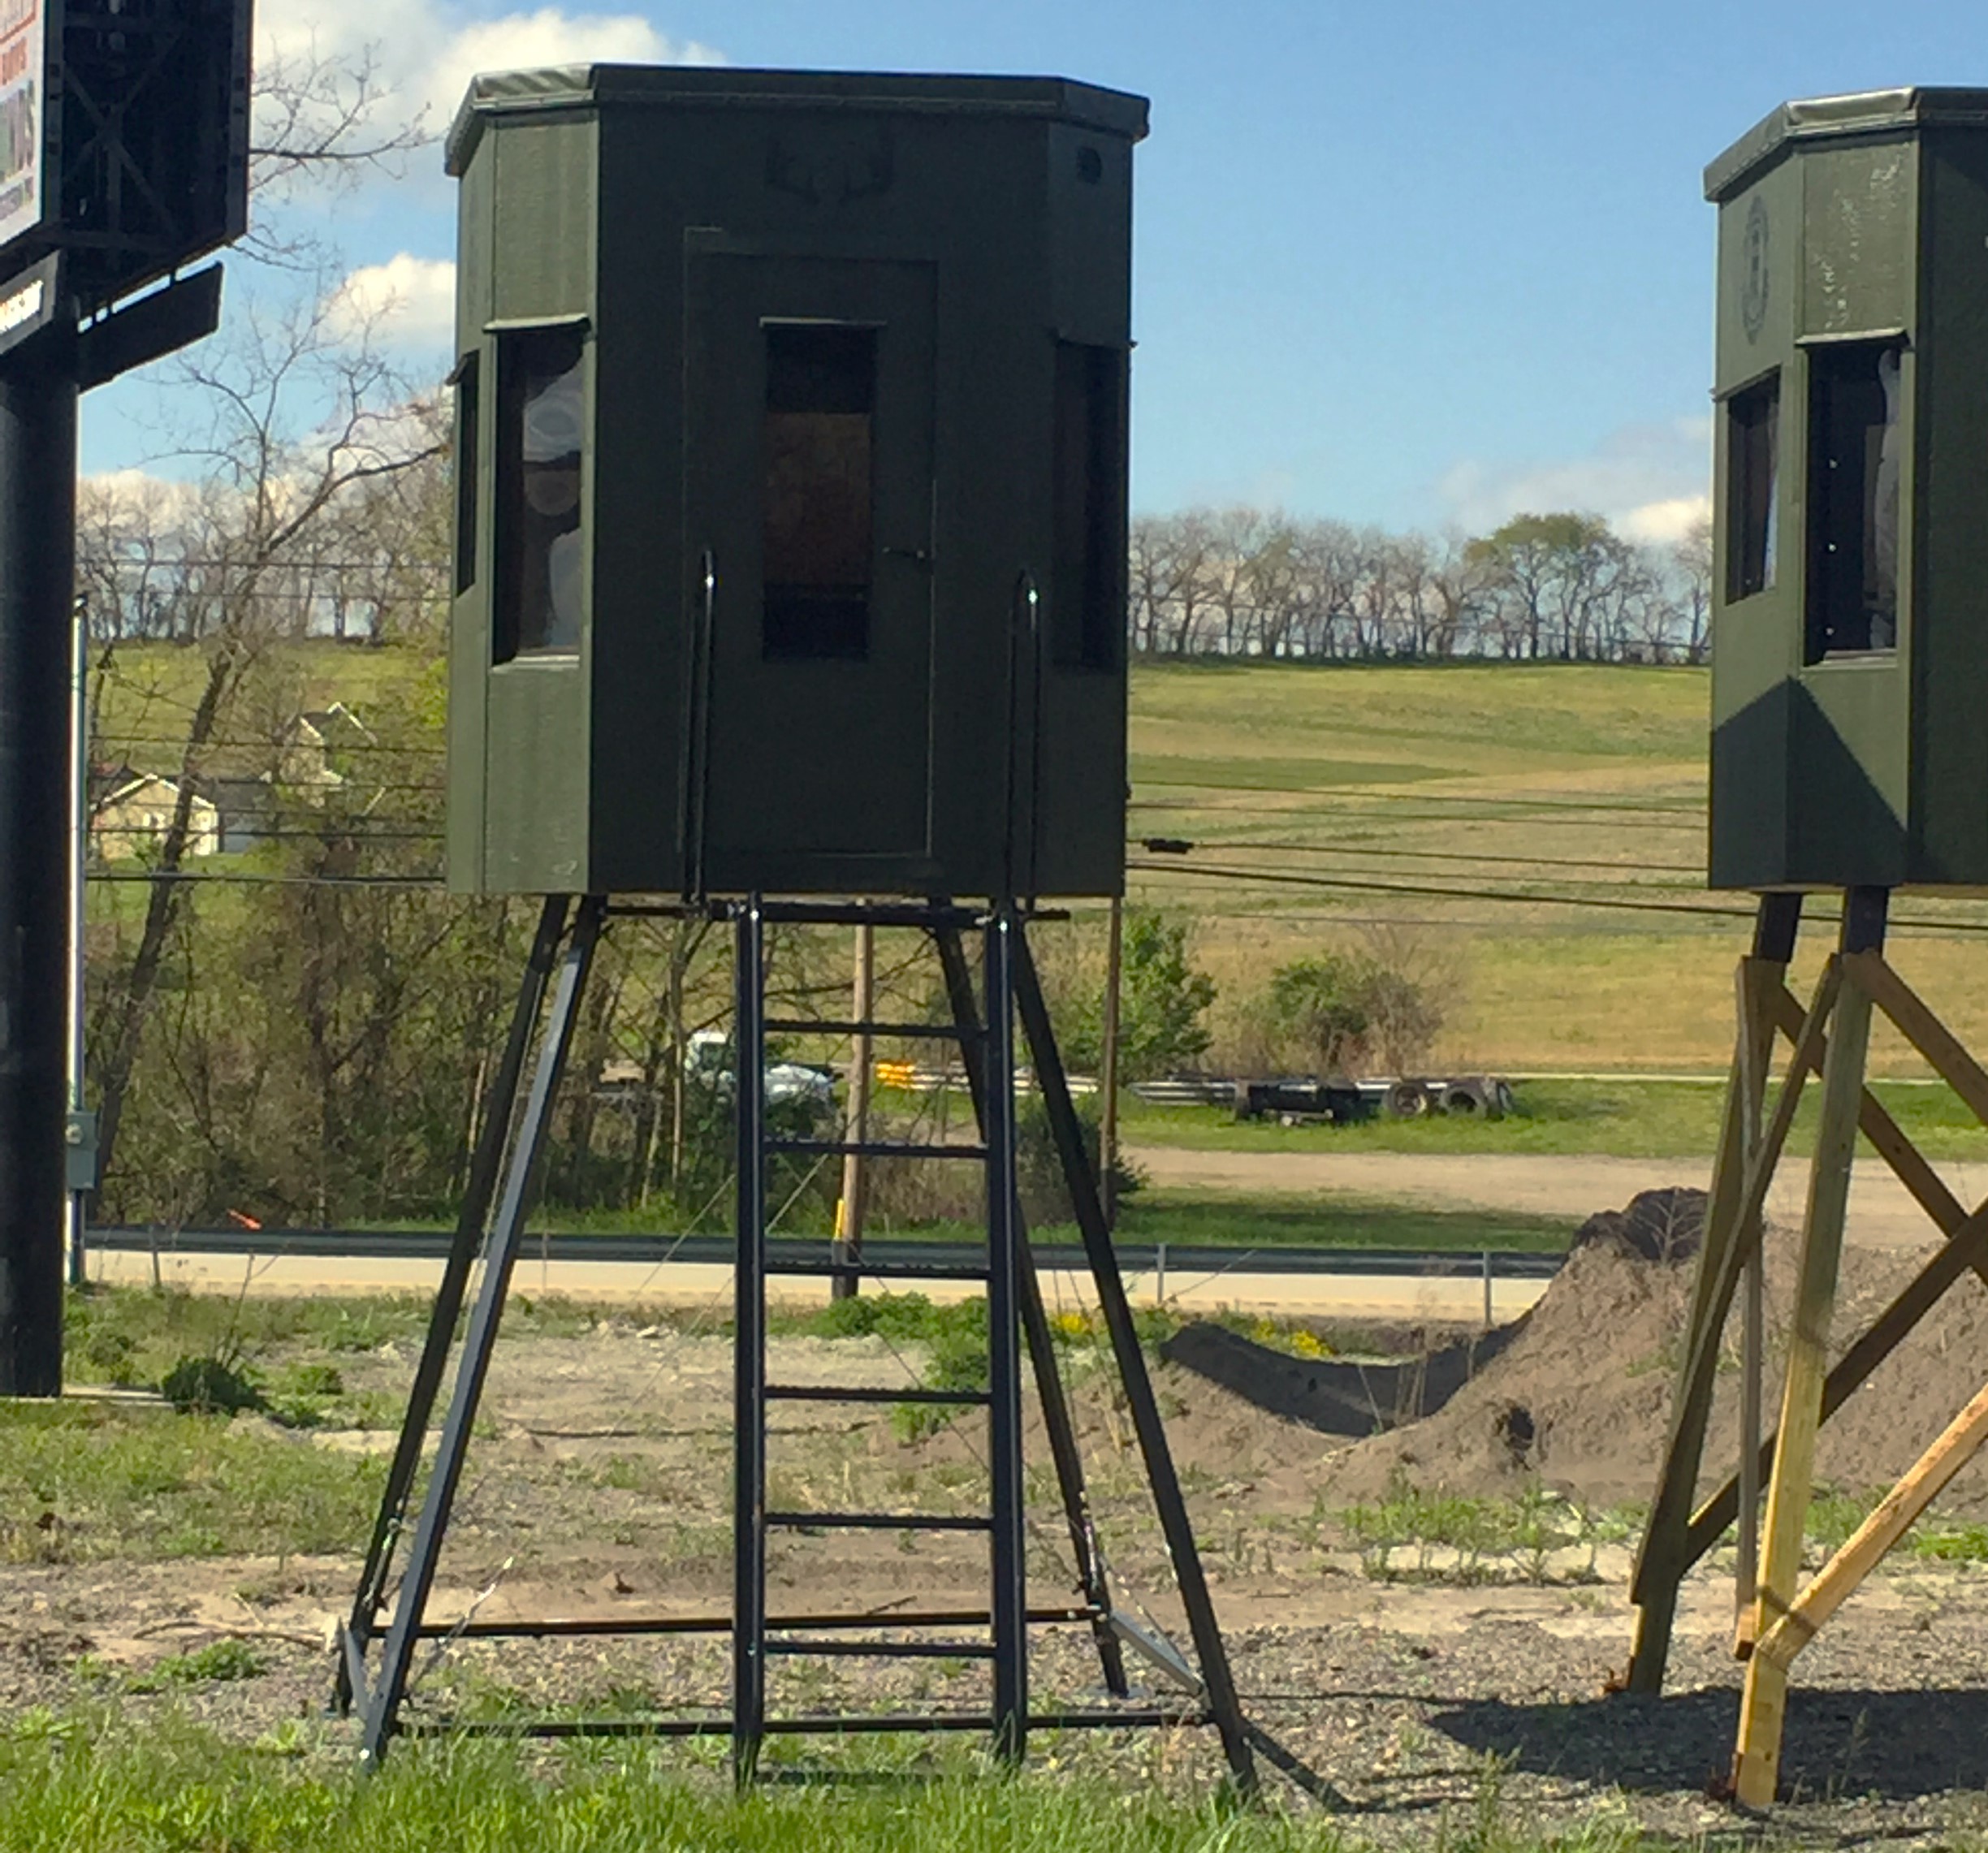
[1385,1081,1429,1118]
[1444,1079,1493,1117]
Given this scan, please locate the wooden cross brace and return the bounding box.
[1623,941,1988,1809]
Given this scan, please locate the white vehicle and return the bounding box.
[685,1029,836,1109]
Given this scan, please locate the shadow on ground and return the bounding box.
[1435,1686,1988,1803]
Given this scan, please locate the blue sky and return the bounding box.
[80,1,1988,541]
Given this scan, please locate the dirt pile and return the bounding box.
[1316,1186,1988,1514]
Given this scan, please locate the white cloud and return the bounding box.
[1438,415,1712,542]
[254,0,722,147]
[328,253,457,346]
[1616,494,1711,546]
[422,11,720,129]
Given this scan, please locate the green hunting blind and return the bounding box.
[1708,88,1988,891]
[443,67,1146,900]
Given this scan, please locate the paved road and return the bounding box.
[1126,1146,1988,1253]
[85,1248,1547,1324]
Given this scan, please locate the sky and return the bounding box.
[77,0,1988,543]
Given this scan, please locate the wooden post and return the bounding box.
[1100,896,1123,1229]
[1731,888,1886,1808]
[1626,892,1800,1691]
[1734,955,1774,1650]
[1754,1371,1988,1678]
[832,923,874,1302]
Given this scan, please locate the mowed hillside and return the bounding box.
[1121,660,1988,1073]
[91,644,1988,1072]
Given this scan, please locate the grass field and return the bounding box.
[1119,1076,1988,1163]
[1118,659,1988,1073]
[0,1721,1649,1853]
[89,643,1988,1077]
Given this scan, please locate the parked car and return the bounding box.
[685,1028,837,1110]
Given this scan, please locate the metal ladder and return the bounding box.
[335,893,1255,1792]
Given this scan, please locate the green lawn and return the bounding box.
[1117,659,1988,1071]
[0,1399,386,1561]
[92,642,1988,1075]
[1119,1077,1988,1163]
[1109,1190,1571,1254]
[0,1718,1653,1853]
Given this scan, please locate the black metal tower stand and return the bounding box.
[337,895,1255,1792]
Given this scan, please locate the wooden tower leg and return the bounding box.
[1732,943,1778,1652]
[1731,888,1886,1808]
[1627,893,1800,1691]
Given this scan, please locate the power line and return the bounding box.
[87,870,446,888]
[1126,857,1988,935]
[1129,781,1701,815]
[1140,836,1706,876]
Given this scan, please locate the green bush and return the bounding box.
[160,1354,264,1418]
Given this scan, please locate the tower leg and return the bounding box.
[733,898,768,1786]
[358,897,604,1765]
[931,919,1129,1698]
[337,896,570,1713]
[984,909,1028,1762]
[1012,926,1256,1797]
[1734,950,1775,1650]
[1627,893,1799,1691]
[1731,888,1886,1808]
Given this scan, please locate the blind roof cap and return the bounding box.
[447,64,1150,175]
[1706,86,1988,201]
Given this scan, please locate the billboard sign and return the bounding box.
[0,0,44,253]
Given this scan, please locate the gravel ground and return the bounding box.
[13,1319,1988,1846]
[12,1542,1988,1846]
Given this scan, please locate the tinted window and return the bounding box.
[1805,340,1903,659]
[1726,374,1777,603]
[453,352,479,597]
[763,323,875,660]
[1052,341,1128,671]
[494,326,585,661]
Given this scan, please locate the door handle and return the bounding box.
[883,546,932,568]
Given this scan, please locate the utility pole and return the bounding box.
[832,922,873,1301]
[0,315,76,1395]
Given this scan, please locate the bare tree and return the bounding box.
[1670,513,1714,663]
[87,288,443,1205]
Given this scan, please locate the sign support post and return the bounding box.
[0,309,73,1396]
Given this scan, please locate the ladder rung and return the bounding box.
[417,1706,1208,1740]
[762,1018,982,1042]
[765,1138,988,1160]
[765,1510,992,1533]
[766,1384,990,1406]
[413,1605,1098,1639]
[765,1256,991,1283]
[765,1637,996,1659]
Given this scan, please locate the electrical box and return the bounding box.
[1708,88,1988,890]
[443,66,1146,900]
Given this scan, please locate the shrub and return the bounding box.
[160,1353,264,1418]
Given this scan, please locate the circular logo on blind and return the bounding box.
[1741,196,1770,342]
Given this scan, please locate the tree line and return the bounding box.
[1130,507,1711,664]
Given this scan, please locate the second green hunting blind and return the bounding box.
[1709,88,1988,891]
[443,66,1146,900]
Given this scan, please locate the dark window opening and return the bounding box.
[1052,341,1127,671]
[494,326,585,663]
[1725,374,1777,603]
[763,322,875,660]
[453,352,479,597]
[1805,339,1904,661]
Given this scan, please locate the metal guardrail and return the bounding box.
[87,1224,1565,1283]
